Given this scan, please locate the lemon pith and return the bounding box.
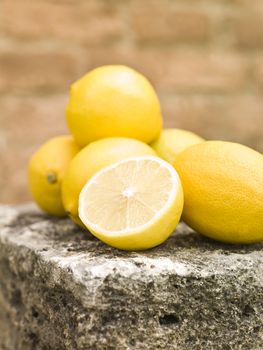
[174,141,263,244]
[62,137,157,226]
[79,156,184,250]
[66,65,163,147]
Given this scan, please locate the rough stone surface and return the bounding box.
[0,204,263,350]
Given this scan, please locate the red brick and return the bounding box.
[88,49,247,93]
[0,94,68,204]
[161,94,263,152]
[153,52,246,93]
[234,14,263,48]
[2,0,124,45]
[229,0,263,9]
[0,50,84,93]
[253,57,263,88]
[131,5,210,43]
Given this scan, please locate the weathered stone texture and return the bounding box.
[0,204,263,350]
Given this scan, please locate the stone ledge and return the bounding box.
[0,204,262,350]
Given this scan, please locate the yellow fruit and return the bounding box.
[79,156,184,250]
[62,137,157,226]
[28,136,80,217]
[151,128,204,164]
[174,141,263,244]
[66,65,163,147]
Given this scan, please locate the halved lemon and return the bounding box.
[79,156,184,250]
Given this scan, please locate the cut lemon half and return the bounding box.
[79,156,184,250]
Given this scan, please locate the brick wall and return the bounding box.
[0,0,262,204]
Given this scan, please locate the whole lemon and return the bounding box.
[151,128,204,164]
[28,136,80,217]
[174,141,263,244]
[62,137,157,226]
[66,65,163,147]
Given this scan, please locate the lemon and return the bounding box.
[151,128,204,164]
[174,141,263,244]
[66,65,163,147]
[28,136,80,217]
[62,137,157,226]
[79,156,184,250]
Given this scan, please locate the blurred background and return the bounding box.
[0,0,262,204]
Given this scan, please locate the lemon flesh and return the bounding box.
[66,65,163,147]
[174,141,263,244]
[62,137,157,226]
[28,136,80,217]
[151,128,204,164]
[79,156,184,250]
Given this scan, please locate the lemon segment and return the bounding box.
[151,128,204,164]
[79,156,184,250]
[28,136,80,217]
[62,137,157,226]
[66,65,163,147]
[174,141,263,244]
